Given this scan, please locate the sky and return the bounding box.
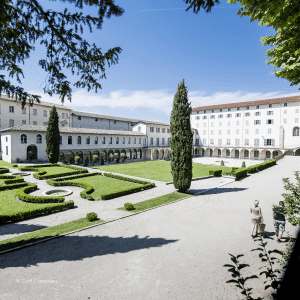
[5,0,300,123]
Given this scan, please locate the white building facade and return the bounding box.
[191,95,300,159]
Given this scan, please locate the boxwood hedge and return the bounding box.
[0,174,24,185]
[0,167,10,174]
[209,170,222,177]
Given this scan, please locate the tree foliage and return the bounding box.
[0,0,124,107]
[228,0,300,89]
[170,79,193,193]
[46,106,60,164]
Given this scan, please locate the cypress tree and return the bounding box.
[170,79,193,192]
[46,106,60,164]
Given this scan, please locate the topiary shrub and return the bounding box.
[92,155,99,163]
[75,155,81,164]
[86,212,98,221]
[220,160,225,166]
[124,203,135,211]
[209,169,222,177]
[241,161,246,168]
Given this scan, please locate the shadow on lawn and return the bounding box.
[0,235,178,269]
[187,187,247,195]
[0,223,48,237]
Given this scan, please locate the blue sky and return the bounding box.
[7,0,300,123]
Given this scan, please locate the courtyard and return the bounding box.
[0,156,299,299]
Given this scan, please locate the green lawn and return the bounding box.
[118,191,191,212]
[94,161,234,182]
[0,217,104,252]
[0,160,17,168]
[62,175,145,200]
[37,166,80,176]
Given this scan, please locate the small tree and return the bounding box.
[45,106,60,164]
[170,79,193,192]
[92,155,99,163]
[109,153,114,162]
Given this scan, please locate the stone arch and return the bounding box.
[115,150,120,160]
[65,151,74,164]
[272,150,280,158]
[293,126,300,136]
[201,148,205,157]
[133,149,137,159]
[295,148,300,156]
[138,149,142,159]
[100,150,107,161]
[108,150,114,161]
[59,152,65,163]
[84,151,92,162]
[121,149,126,159]
[92,150,100,162]
[266,150,271,159]
[27,145,37,160]
[75,151,83,163]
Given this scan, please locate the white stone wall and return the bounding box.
[142,123,171,147]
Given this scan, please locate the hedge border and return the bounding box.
[0,167,10,174]
[0,174,24,185]
[209,169,222,177]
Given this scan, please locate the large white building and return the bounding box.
[191,95,300,159]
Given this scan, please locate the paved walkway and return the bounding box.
[0,157,299,299]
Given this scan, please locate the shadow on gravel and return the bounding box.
[187,187,247,195]
[0,223,48,236]
[0,235,178,269]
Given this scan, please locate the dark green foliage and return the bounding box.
[92,155,99,163]
[75,155,82,164]
[46,106,60,164]
[220,160,225,166]
[65,153,73,164]
[0,167,10,174]
[124,203,135,211]
[86,212,98,221]
[209,169,222,177]
[101,159,104,165]
[84,157,89,167]
[242,161,246,168]
[234,169,248,181]
[170,79,193,192]
[245,160,276,174]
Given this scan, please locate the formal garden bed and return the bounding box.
[18,163,88,179]
[0,217,104,253]
[118,191,191,213]
[94,160,234,182]
[47,173,155,200]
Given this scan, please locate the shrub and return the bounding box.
[122,154,127,160]
[65,154,73,163]
[241,161,246,168]
[209,170,222,177]
[86,212,98,221]
[12,164,18,167]
[235,169,248,181]
[75,155,81,164]
[0,167,10,174]
[124,203,135,210]
[101,159,104,165]
[109,154,114,162]
[84,157,89,167]
[220,160,224,166]
[92,155,99,163]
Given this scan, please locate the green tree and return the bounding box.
[170,79,193,193]
[46,106,60,164]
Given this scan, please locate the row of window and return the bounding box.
[149,127,170,133]
[21,134,42,144]
[150,137,170,146]
[201,138,275,147]
[4,106,68,118]
[196,103,289,114]
[67,136,145,145]
[204,149,274,158]
[1,119,48,127]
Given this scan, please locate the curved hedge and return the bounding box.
[0,167,10,174]
[0,182,28,191]
[0,200,74,225]
[0,174,25,185]
[15,183,65,203]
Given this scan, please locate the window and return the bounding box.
[139,138,141,144]
[226,149,230,156]
[203,123,206,127]
[210,139,214,145]
[226,139,230,145]
[94,118,98,122]
[246,106,250,110]
[122,137,125,144]
[227,114,232,118]
[21,134,27,144]
[244,139,249,145]
[204,110,206,113]
[256,105,259,109]
[236,129,239,134]
[22,108,26,114]
[295,118,299,123]
[267,111,273,115]
[255,112,260,116]
[202,139,206,145]
[150,127,154,132]
[116,137,119,144]
[284,110,287,114]
[43,122,47,126]
[219,122,222,126]
[77,136,82,145]
[283,118,287,123]
[22,120,26,125]
[109,137,112,144]
[210,115,215,119]
[128,137,131,144]
[269,104,272,108]
[264,139,275,146]
[94,136,98,144]
[267,119,274,124]
[102,137,106,144]
[284,103,287,107]
[162,138,165,145]
[167,128,170,133]
[0,119,1,127]
[162,128,165,133]
[236,121,240,126]
[33,121,37,125]
[196,116,200,120]
[235,139,240,146]
[246,120,249,126]
[268,128,272,134]
[296,109,299,113]
[211,109,214,113]
[9,106,14,113]
[244,150,249,157]
[6,136,8,142]
[150,137,153,145]
[211,122,214,127]
[33,109,37,115]
[255,129,259,134]
[86,136,90,144]
[237,107,240,111]
[236,113,241,117]
[196,123,199,127]
[218,139,222,146]
[227,130,230,134]
[134,137,136,144]
[203,130,206,135]
[245,112,250,117]
[219,130,222,135]
[228,108,231,111]
[245,129,249,134]
[43,110,47,117]
[156,138,159,146]
[78,116,81,120]
[293,127,300,136]
[220,109,223,112]
[36,134,42,144]
[114,120,117,124]
[68,136,72,144]
[254,139,259,146]
[203,116,207,119]
[254,120,261,125]
[227,121,230,126]
[9,119,14,127]
[59,135,62,145]
[254,151,259,158]
[196,138,200,145]
[218,114,223,118]
[6,146,8,156]
[156,127,160,133]
[211,130,214,135]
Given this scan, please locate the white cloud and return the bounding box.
[30,89,300,116]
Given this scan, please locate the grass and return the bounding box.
[0,217,104,252]
[94,160,234,182]
[64,175,144,200]
[34,166,82,176]
[118,191,191,212]
[0,160,17,168]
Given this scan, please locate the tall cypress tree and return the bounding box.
[170,79,193,192]
[46,106,60,164]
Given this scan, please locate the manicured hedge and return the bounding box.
[0,167,10,174]
[234,169,248,181]
[0,200,74,225]
[19,163,88,180]
[0,182,28,191]
[245,159,276,174]
[0,174,24,185]
[209,170,222,177]
[15,183,65,203]
[47,172,101,183]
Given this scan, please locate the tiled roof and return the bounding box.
[0,95,71,110]
[192,95,300,111]
[0,125,146,136]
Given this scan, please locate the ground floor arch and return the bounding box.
[27,145,37,160]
